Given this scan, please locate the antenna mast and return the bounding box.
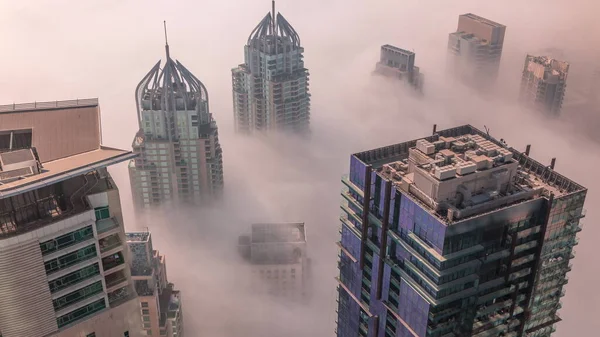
[164,20,170,59]
[271,1,276,34]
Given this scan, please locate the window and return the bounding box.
[57,298,106,328]
[53,281,104,310]
[48,263,101,293]
[44,245,98,274]
[142,309,150,315]
[86,333,96,337]
[143,316,151,322]
[94,206,110,220]
[142,302,149,308]
[40,226,94,255]
[124,332,130,337]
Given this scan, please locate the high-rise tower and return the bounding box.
[232,1,311,134]
[447,14,506,89]
[0,99,142,337]
[335,125,585,337]
[375,44,425,92]
[520,55,569,116]
[129,24,224,208]
[126,231,184,337]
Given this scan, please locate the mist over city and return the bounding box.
[1,1,599,337]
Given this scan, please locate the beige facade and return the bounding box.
[0,99,101,163]
[0,99,142,337]
[126,232,184,337]
[447,13,506,89]
[520,55,569,116]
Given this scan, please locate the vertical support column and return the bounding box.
[8,131,13,150]
[432,124,437,135]
[550,158,556,170]
[525,144,531,156]
[376,180,392,300]
[372,315,380,337]
[519,193,554,335]
[359,165,373,270]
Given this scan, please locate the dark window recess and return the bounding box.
[0,129,33,151]
[94,206,110,220]
[40,225,94,255]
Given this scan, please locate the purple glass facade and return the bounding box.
[337,125,587,337]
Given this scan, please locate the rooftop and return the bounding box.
[525,55,569,79]
[126,232,151,243]
[0,98,98,114]
[460,13,505,29]
[353,125,585,224]
[381,44,414,56]
[251,222,306,244]
[0,146,136,198]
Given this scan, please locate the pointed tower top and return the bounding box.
[164,20,170,59]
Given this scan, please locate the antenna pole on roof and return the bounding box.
[164,21,170,59]
[484,125,491,139]
[271,1,276,34]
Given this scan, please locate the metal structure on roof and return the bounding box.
[247,1,301,48]
[134,22,210,135]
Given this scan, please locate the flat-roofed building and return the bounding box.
[0,99,142,337]
[447,13,506,89]
[126,231,184,337]
[520,55,570,116]
[238,223,310,301]
[375,44,424,92]
[335,125,586,337]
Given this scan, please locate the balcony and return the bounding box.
[105,269,128,292]
[99,233,123,255]
[96,217,120,236]
[108,285,135,307]
[102,251,125,273]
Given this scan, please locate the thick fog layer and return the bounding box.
[1,1,599,336]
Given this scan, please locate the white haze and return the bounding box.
[1,0,600,336]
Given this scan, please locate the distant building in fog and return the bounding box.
[129,26,224,209]
[126,231,184,337]
[374,44,424,92]
[232,1,311,134]
[447,13,506,88]
[520,55,569,116]
[238,223,310,300]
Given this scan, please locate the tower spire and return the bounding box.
[271,1,276,34]
[164,20,170,59]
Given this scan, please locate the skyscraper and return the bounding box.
[232,1,311,134]
[520,55,569,116]
[375,44,424,92]
[238,223,309,300]
[126,231,184,337]
[0,99,142,337]
[335,124,585,337]
[447,14,506,88]
[129,25,224,208]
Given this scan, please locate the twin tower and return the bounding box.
[128,1,310,209]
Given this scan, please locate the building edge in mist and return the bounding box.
[129,25,224,209]
[447,13,506,89]
[335,124,586,337]
[232,1,311,135]
[520,55,569,116]
[238,223,311,301]
[126,231,184,337]
[374,44,424,92]
[0,99,143,337]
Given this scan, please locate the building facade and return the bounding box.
[238,223,309,300]
[232,1,311,134]
[375,45,424,92]
[0,99,142,337]
[129,37,224,209]
[447,14,506,89]
[126,231,184,337]
[335,125,586,337]
[519,55,569,116]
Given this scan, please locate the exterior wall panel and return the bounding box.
[0,240,58,337]
[0,106,100,163]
